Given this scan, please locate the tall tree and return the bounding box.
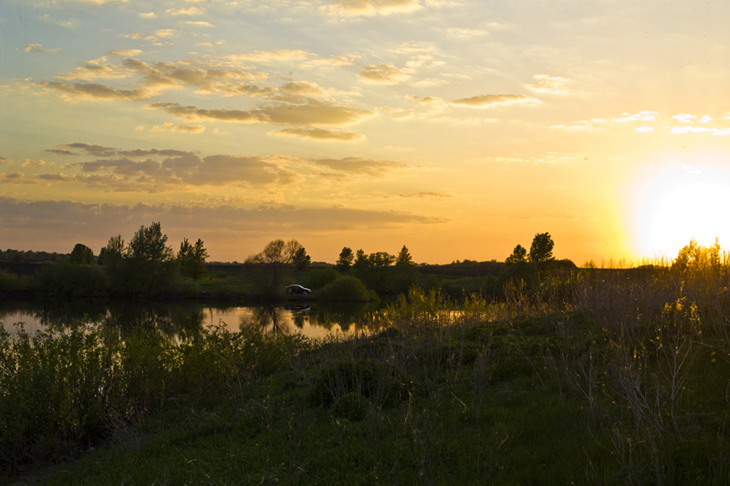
[395,245,414,266]
[505,244,527,266]
[99,235,125,265]
[69,243,95,265]
[129,222,174,263]
[528,232,554,264]
[336,247,354,272]
[178,238,209,280]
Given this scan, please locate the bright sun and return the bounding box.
[636,163,730,259]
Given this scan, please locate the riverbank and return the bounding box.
[4,264,730,484]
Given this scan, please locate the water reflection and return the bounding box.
[0,300,381,340]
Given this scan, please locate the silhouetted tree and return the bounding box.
[178,238,209,280]
[395,245,414,266]
[336,247,354,272]
[293,246,311,271]
[505,244,527,266]
[129,222,174,263]
[529,232,554,264]
[106,222,177,296]
[244,239,308,297]
[69,243,95,265]
[99,235,125,265]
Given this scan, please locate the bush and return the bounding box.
[0,269,32,295]
[304,267,339,290]
[316,276,372,302]
[35,263,108,299]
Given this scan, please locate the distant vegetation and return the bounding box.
[0,227,578,304]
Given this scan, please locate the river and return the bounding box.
[0,300,381,340]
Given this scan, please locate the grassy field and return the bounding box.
[3,261,730,484]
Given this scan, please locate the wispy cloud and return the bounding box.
[451,94,541,108]
[148,99,374,127]
[358,63,411,85]
[166,7,204,16]
[24,44,61,53]
[269,128,365,142]
[322,0,423,17]
[109,49,143,56]
[525,74,569,95]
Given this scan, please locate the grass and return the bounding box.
[4,259,730,484]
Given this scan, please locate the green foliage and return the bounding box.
[0,269,32,295]
[69,244,95,265]
[304,267,339,290]
[673,237,722,272]
[310,358,409,409]
[336,247,354,272]
[35,263,108,299]
[129,222,174,264]
[177,238,209,280]
[395,245,413,266]
[528,232,554,264]
[316,276,372,302]
[505,244,527,266]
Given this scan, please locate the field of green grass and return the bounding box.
[3,261,730,484]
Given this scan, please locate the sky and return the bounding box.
[3,0,730,265]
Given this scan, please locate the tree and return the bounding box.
[69,243,95,265]
[529,232,554,264]
[336,247,354,272]
[107,222,177,296]
[99,235,125,265]
[244,239,308,297]
[292,246,311,271]
[505,244,527,266]
[395,245,414,266]
[129,222,174,263]
[178,238,209,280]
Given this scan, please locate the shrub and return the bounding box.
[304,267,339,290]
[316,276,371,302]
[35,263,108,299]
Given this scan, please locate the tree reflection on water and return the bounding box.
[1,300,382,340]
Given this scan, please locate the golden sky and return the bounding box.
[2,0,730,264]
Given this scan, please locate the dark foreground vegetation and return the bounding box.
[3,238,730,484]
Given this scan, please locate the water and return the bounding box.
[0,300,381,340]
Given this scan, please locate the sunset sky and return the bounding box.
[2,0,730,264]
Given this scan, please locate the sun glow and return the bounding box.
[635,163,730,258]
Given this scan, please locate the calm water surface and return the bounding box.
[0,300,380,340]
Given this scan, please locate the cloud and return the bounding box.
[109,49,143,56]
[269,127,365,142]
[149,99,374,126]
[451,94,541,108]
[59,143,117,156]
[525,74,569,95]
[311,156,416,177]
[323,0,423,17]
[45,149,77,155]
[0,198,447,251]
[38,81,153,100]
[636,126,654,132]
[230,50,312,63]
[446,28,489,39]
[399,191,451,198]
[154,29,178,38]
[186,21,213,27]
[22,159,45,167]
[358,63,411,85]
[150,122,205,133]
[139,12,156,19]
[73,153,301,188]
[166,7,204,16]
[612,111,656,122]
[24,44,61,53]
